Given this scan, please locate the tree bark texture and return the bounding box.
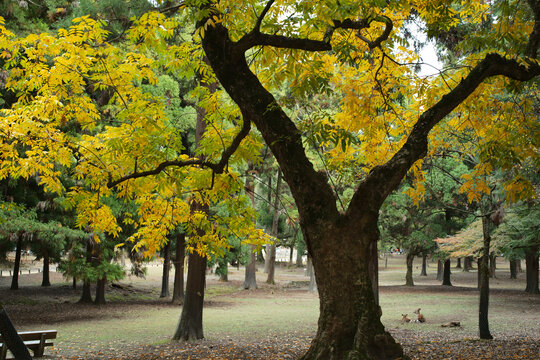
[94,276,106,305]
[442,259,452,286]
[172,233,186,304]
[79,280,93,303]
[41,253,51,287]
[172,248,207,340]
[489,254,496,278]
[160,240,171,298]
[479,216,493,339]
[420,254,427,276]
[525,246,539,294]
[405,253,414,286]
[10,235,22,290]
[509,259,517,279]
[0,305,32,360]
[369,241,379,305]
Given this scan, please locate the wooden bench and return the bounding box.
[0,330,57,359]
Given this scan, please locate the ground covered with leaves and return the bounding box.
[1,259,539,359]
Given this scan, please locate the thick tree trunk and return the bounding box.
[525,246,539,294]
[456,257,462,269]
[244,245,258,289]
[436,259,443,281]
[10,236,22,290]
[442,259,452,286]
[420,254,427,276]
[369,241,379,305]
[94,276,106,305]
[173,249,207,340]
[479,216,493,339]
[41,253,51,287]
[463,256,473,272]
[405,252,414,286]
[300,225,403,360]
[509,259,517,279]
[477,258,481,290]
[0,305,32,360]
[172,233,186,304]
[160,240,171,298]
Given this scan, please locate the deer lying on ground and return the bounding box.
[413,308,426,323]
[401,314,411,323]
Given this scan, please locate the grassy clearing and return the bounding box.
[0,255,538,359]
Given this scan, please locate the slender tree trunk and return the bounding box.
[405,252,414,286]
[442,259,452,286]
[296,247,303,267]
[0,305,32,360]
[509,259,517,279]
[72,276,77,289]
[94,276,106,305]
[160,240,171,298]
[436,259,443,281]
[10,235,22,290]
[173,248,207,340]
[267,168,282,285]
[420,254,427,276]
[479,216,493,339]
[79,240,93,303]
[517,259,522,272]
[289,246,294,265]
[41,253,51,287]
[456,257,462,269]
[244,245,258,289]
[524,246,539,294]
[172,233,186,304]
[489,253,496,278]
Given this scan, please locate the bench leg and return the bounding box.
[34,333,46,357]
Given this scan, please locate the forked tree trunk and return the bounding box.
[173,249,207,340]
[405,252,414,286]
[509,259,517,279]
[420,254,427,276]
[10,235,22,290]
[442,259,452,286]
[172,233,186,304]
[94,276,106,305]
[41,253,51,287]
[160,240,171,298]
[525,246,539,294]
[479,216,493,340]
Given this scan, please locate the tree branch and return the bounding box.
[107,117,251,188]
[355,15,393,49]
[254,0,275,33]
[349,53,540,214]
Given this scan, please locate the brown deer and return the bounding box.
[413,308,426,323]
[401,314,411,323]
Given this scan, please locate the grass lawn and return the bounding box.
[0,255,538,359]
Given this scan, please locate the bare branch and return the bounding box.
[254,0,275,33]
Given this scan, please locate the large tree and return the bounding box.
[1,1,539,359]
